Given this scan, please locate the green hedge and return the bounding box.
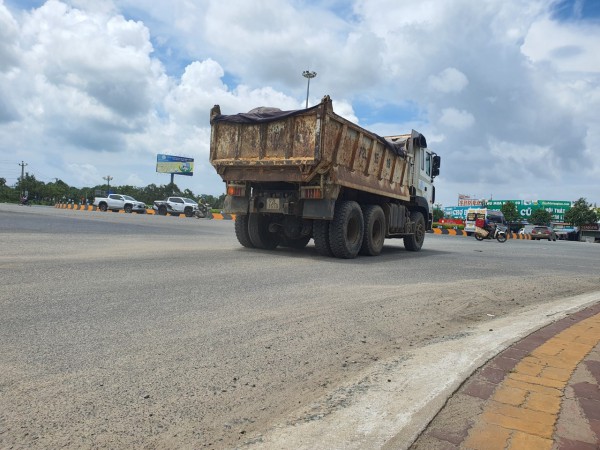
[433,222,465,230]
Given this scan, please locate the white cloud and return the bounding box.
[428,68,469,94]
[438,108,474,130]
[522,17,600,72]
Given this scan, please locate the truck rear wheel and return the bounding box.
[234,214,254,248]
[313,220,333,256]
[329,201,364,259]
[360,205,385,256]
[248,214,279,249]
[99,203,107,212]
[404,211,425,251]
[158,205,167,216]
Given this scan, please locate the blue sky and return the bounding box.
[1,0,599,208]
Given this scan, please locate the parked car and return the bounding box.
[530,226,557,241]
[153,197,199,217]
[93,194,147,213]
[518,224,536,235]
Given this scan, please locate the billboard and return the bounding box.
[156,154,194,176]
[444,206,472,219]
[457,195,483,207]
[446,200,572,222]
[485,200,572,222]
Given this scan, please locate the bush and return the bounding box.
[433,222,464,230]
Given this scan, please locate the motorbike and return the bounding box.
[194,202,213,219]
[474,224,507,243]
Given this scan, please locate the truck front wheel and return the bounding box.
[329,200,364,259]
[124,204,133,213]
[248,214,279,249]
[404,211,425,251]
[360,205,386,256]
[234,214,254,248]
[184,207,194,217]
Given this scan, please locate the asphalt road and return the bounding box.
[1,204,599,449]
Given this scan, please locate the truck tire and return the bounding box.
[184,207,194,217]
[124,204,133,213]
[404,211,425,251]
[234,214,255,248]
[99,203,107,212]
[313,220,333,256]
[360,205,386,256]
[248,213,279,249]
[158,205,167,216]
[329,200,364,259]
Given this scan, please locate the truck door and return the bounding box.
[415,148,435,206]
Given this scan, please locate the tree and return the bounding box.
[529,208,552,225]
[433,207,444,222]
[564,198,598,227]
[0,177,5,187]
[500,201,519,229]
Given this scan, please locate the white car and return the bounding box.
[153,197,199,217]
[93,194,147,213]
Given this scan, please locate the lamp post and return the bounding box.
[103,175,113,195]
[302,70,317,108]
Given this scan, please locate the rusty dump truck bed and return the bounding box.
[210,95,425,202]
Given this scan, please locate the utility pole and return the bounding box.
[103,175,113,194]
[19,161,28,196]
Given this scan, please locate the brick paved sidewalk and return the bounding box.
[410,303,600,450]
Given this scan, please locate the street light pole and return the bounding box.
[103,175,113,194]
[302,70,317,108]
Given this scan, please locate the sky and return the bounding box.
[0,0,599,207]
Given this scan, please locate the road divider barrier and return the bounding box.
[430,228,533,239]
[54,203,235,220]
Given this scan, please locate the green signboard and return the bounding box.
[485,200,572,222]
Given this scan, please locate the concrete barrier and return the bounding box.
[430,228,533,240]
[54,204,235,220]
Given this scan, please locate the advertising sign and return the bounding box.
[457,194,483,207]
[156,154,194,176]
[444,206,472,219]
[485,200,572,222]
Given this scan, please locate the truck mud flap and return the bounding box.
[224,195,250,214]
[302,199,335,220]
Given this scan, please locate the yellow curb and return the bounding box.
[463,312,600,448]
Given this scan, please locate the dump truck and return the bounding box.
[209,95,440,259]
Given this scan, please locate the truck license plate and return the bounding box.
[266,198,280,210]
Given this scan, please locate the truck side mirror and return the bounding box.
[432,155,441,177]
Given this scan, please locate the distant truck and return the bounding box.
[209,95,441,259]
[93,194,147,213]
[153,197,199,217]
[464,208,506,235]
